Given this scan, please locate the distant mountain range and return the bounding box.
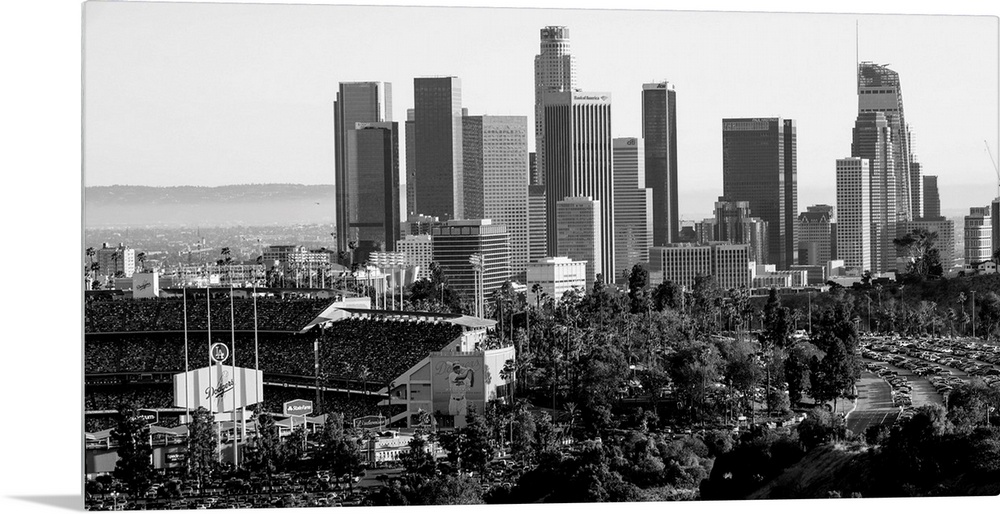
[85,184,335,204]
[84,184,336,228]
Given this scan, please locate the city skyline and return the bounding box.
[83,2,999,223]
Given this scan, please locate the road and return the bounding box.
[846,372,899,435]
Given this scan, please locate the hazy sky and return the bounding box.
[83,1,999,219]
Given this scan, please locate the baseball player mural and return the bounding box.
[448,362,475,418]
[431,356,484,429]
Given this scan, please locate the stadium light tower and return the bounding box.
[469,254,484,318]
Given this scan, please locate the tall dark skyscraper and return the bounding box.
[405,108,416,217]
[534,26,576,187]
[642,81,679,245]
[413,76,464,220]
[543,90,615,282]
[722,117,797,269]
[345,122,401,263]
[922,175,941,220]
[334,81,392,253]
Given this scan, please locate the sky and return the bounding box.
[82,1,998,220]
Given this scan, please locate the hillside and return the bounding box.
[747,443,1000,499]
[83,184,336,227]
[747,444,870,499]
[84,184,335,204]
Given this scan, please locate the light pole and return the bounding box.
[469,253,484,318]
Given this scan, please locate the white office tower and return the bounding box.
[533,26,576,187]
[836,158,872,273]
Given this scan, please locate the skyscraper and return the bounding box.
[714,197,769,266]
[852,111,896,273]
[334,81,392,253]
[431,219,510,308]
[836,157,872,273]
[922,175,941,220]
[413,76,464,220]
[797,205,835,266]
[556,196,602,286]
[613,137,653,281]
[345,122,401,263]
[543,90,615,282]
[463,115,530,279]
[722,117,797,269]
[858,62,917,222]
[528,185,547,264]
[910,158,922,220]
[534,26,576,187]
[405,108,416,217]
[642,81,679,245]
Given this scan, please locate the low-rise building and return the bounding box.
[526,256,587,302]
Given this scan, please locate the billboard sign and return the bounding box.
[132,272,159,298]
[164,451,186,466]
[137,409,158,424]
[283,399,313,417]
[172,366,263,412]
[353,415,386,430]
[430,354,485,429]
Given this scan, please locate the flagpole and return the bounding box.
[250,263,258,446]
[208,281,220,463]
[230,285,240,468]
[183,284,190,425]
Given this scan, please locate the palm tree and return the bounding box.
[220,248,232,284]
[564,401,577,439]
[348,240,358,269]
[85,247,96,286]
[958,292,968,335]
[136,252,146,273]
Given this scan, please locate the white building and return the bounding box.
[836,157,872,273]
[95,243,136,278]
[753,264,808,289]
[395,234,433,281]
[648,242,752,290]
[965,206,993,266]
[526,256,587,302]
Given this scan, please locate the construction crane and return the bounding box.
[987,140,1000,198]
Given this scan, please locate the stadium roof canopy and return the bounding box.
[306,307,497,332]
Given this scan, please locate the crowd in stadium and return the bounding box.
[318,319,463,385]
[86,334,316,375]
[85,297,332,333]
[85,385,175,412]
[85,317,463,386]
